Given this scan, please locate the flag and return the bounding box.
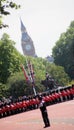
[21,64,29,81]
[27,60,35,84]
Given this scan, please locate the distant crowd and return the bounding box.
[0,84,74,118]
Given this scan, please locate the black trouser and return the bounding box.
[41,111,50,126]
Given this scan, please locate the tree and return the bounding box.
[52,21,74,79]
[0,83,8,98]
[0,33,24,83]
[0,0,20,28]
[41,63,70,87]
[7,72,28,98]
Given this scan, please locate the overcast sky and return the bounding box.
[0,0,74,58]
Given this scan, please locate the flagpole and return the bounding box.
[32,84,36,96]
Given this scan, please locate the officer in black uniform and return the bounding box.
[38,95,50,128]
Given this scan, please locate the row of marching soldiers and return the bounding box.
[0,84,74,118]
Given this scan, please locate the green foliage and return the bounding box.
[0,83,8,98]
[68,80,74,86]
[7,71,45,97]
[0,33,24,83]
[47,64,70,86]
[7,72,29,98]
[0,0,20,28]
[52,21,74,79]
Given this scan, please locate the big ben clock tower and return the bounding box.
[21,20,36,57]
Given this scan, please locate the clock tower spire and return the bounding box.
[20,19,36,57]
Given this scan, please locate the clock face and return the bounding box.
[25,44,31,51]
